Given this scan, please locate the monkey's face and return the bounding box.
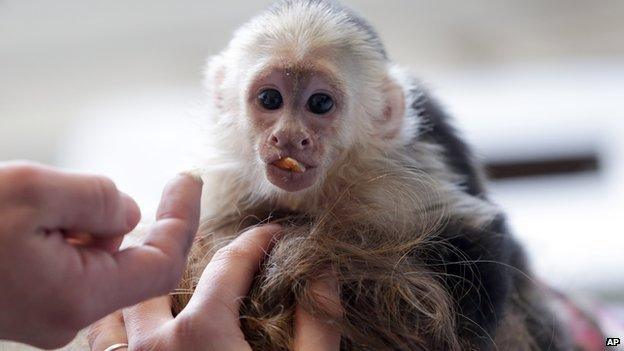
[248,67,344,192]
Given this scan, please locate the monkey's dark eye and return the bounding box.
[258,89,283,110]
[307,93,334,115]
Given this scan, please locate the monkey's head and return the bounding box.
[204,1,412,194]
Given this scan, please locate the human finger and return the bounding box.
[69,174,203,325]
[179,224,282,329]
[293,278,342,351]
[3,162,141,237]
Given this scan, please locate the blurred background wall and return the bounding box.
[1,0,624,328]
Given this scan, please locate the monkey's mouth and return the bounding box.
[265,157,319,192]
[272,157,307,173]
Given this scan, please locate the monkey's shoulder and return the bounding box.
[401,83,488,198]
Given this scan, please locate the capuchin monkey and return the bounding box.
[142,1,584,350]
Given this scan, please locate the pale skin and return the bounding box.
[88,225,342,351]
[0,162,202,349]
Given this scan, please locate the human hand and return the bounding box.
[0,162,203,349]
[88,225,341,351]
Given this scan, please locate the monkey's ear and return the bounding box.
[376,76,406,141]
[204,55,226,111]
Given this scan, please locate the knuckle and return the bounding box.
[1,162,46,202]
[91,176,119,218]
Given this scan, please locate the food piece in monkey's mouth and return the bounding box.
[273,157,306,173]
[266,157,319,192]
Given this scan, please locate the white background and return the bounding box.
[1,3,624,348]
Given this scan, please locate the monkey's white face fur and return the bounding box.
[202,1,413,198]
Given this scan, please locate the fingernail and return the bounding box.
[263,223,283,232]
[254,223,284,239]
[178,168,204,185]
[121,192,141,227]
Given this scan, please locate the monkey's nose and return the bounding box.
[269,131,311,150]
